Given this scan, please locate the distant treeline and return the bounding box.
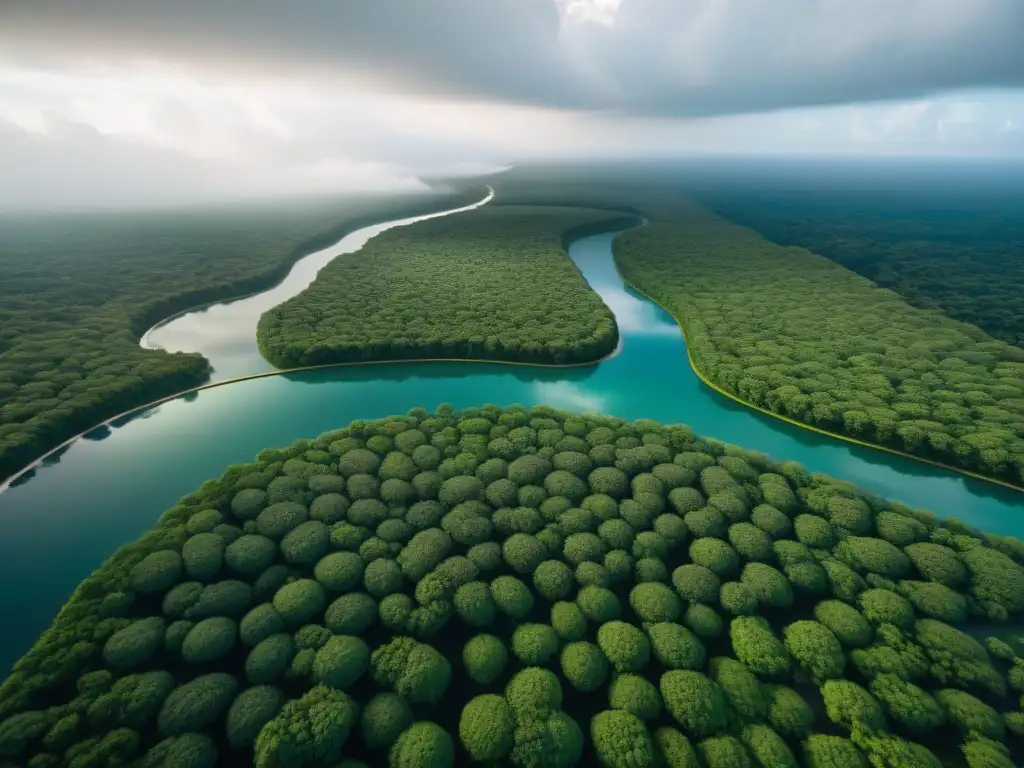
[613,200,1024,488]
[257,206,627,368]
[697,187,1024,349]
[0,188,484,481]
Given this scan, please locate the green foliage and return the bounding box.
[490,575,535,619]
[453,581,496,628]
[225,535,278,580]
[709,657,766,723]
[552,601,589,641]
[730,617,791,677]
[783,620,846,683]
[157,673,238,737]
[597,621,651,673]
[869,673,945,734]
[915,619,1005,696]
[858,588,916,629]
[272,579,326,626]
[577,585,621,622]
[898,579,969,622]
[822,679,887,732]
[512,623,561,666]
[739,562,794,608]
[463,634,507,685]
[903,542,967,587]
[460,695,514,762]
[801,734,869,768]
[8,404,1024,766]
[763,684,815,739]
[312,636,369,690]
[608,674,663,721]
[672,563,721,604]
[720,582,758,615]
[740,724,797,768]
[130,550,182,595]
[102,617,166,669]
[506,666,564,719]
[936,689,1005,740]
[182,532,225,582]
[689,537,740,577]
[225,685,285,750]
[647,622,706,671]
[0,192,478,481]
[684,604,723,639]
[561,641,610,692]
[615,203,1024,486]
[591,709,655,768]
[259,206,621,368]
[361,692,413,751]
[255,685,358,767]
[324,592,376,635]
[814,600,873,648]
[697,735,754,768]
[660,670,731,739]
[181,616,237,664]
[371,636,451,705]
[246,634,294,685]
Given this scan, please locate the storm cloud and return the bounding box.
[1,1,1023,209]
[3,0,1023,116]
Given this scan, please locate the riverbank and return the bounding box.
[2,228,1023,677]
[620,275,1024,497]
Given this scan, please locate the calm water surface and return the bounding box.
[143,188,495,381]
[0,224,1020,673]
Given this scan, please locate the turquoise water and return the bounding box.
[0,228,1020,674]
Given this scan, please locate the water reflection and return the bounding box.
[1,225,1022,677]
[144,189,495,381]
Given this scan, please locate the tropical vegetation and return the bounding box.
[697,173,1024,348]
[0,189,482,483]
[256,206,628,368]
[3,403,1024,767]
[614,203,1024,487]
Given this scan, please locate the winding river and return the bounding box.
[0,196,1020,674]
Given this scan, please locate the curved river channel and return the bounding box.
[0,196,1021,672]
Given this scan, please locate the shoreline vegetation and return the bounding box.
[0,187,485,483]
[256,206,633,368]
[612,200,1024,490]
[3,405,1024,767]
[621,277,1024,495]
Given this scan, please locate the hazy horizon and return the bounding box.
[2,1,1023,211]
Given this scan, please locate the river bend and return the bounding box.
[0,204,1020,673]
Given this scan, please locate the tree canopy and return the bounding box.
[257,206,625,367]
[0,189,482,482]
[2,403,1023,766]
[615,202,1024,487]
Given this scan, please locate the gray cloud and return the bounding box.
[0,119,427,212]
[3,0,1023,117]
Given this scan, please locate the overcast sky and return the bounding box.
[1,0,1023,210]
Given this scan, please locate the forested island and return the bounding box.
[0,188,482,483]
[613,200,1024,488]
[256,206,628,368]
[2,404,1024,767]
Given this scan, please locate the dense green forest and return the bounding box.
[0,188,482,482]
[697,186,1024,348]
[3,404,1024,767]
[256,206,627,368]
[613,201,1024,487]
